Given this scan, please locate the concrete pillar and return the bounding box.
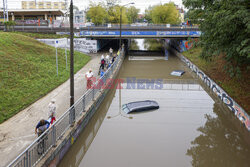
[45,13,48,20]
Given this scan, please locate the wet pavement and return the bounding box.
[0,52,104,167]
[58,51,250,167]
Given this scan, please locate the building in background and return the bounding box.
[74,10,86,23]
[0,9,64,22]
[0,1,67,24]
[21,1,66,10]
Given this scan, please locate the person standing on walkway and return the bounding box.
[105,55,110,68]
[99,55,105,75]
[112,54,116,64]
[101,54,104,60]
[100,68,106,77]
[85,69,94,89]
[109,48,113,57]
[101,57,105,70]
[35,119,50,137]
[117,49,120,56]
[48,99,56,124]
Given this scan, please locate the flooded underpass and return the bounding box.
[58,40,250,167]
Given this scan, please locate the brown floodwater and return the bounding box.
[58,51,250,167]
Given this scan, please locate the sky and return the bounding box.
[0,0,185,14]
[74,0,185,13]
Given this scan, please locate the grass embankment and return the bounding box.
[0,32,91,123]
[183,47,250,113]
[13,31,69,39]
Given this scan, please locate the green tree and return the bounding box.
[86,3,107,25]
[151,3,181,24]
[107,5,128,24]
[126,6,140,24]
[144,6,153,23]
[130,40,139,50]
[183,0,250,76]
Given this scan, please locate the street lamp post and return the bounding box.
[119,7,122,48]
[118,2,134,116]
[3,0,5,22]
[119,2,134,48]
[6,0,8,21]
[70,0,74,107]
[69,0,75,126]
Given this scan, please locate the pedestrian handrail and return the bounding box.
[7,49,124,167]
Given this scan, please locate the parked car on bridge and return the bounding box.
[84,22,95,27]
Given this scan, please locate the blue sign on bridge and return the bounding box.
[80,31,201,37]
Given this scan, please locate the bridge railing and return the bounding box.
[7,49,124,167]
[0,24,199,32]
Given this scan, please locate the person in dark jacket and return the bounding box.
[35,119,50,137]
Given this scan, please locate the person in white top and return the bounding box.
[101,55,104,60]
[109,48,113,56]
[106,54,110,61]
[106,55,110,67]
[48,99,56,124]
[85,69,94,89]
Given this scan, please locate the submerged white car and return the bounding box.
[122,100,159,114]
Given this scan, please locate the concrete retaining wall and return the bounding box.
[37,38,98,53]
[38,50,125,167]
[175,51,250,131]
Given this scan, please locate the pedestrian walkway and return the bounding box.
[0,52,105,167]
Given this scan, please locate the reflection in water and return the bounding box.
[130,40,139,50]
[187,103,250,167]
[130,39,164,51]
[144,39,164,51]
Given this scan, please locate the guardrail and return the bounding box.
[7,49,123,167]
[0,24,199,33]
[0,22,198,28]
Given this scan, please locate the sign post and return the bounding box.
[55,40,58,76]
[65,46,67,70]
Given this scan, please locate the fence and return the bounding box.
[0,24,199,32]
[7,49,124,167]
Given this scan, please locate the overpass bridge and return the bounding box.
[0,25,201,39]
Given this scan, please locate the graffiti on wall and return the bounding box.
[70,38,97,53]
[179,55,250,131]
[180,39,199,52]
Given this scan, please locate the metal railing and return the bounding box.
[0,21,198,28]
[0,24,199,32]
[7,49,124,167]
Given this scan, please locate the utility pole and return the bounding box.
[70,0,74,107]
[119,3,135,48]
[65,0,67,9]
[119,7,122,48]
[6,0,8,21]
[3,0,5,22]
